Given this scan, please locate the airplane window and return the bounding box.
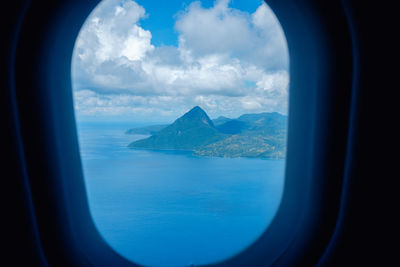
[71,0,289,266]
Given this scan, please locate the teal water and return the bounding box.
[77,122,285,267]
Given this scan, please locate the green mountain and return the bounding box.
[194,134,285,158]
[212,116,232,126]
[196,112,287,158]
[128,106,226,151]
[237,112,287,136]
[126,115,232,135]
[128,106,287,159]
[216,120,249,134]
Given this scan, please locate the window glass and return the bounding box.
[72,0,289,266]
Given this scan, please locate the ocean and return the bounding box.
[77,121,285,267]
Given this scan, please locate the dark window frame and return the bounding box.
[12,0,353,266]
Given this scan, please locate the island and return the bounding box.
[127,106,287,159]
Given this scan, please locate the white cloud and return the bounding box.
[121,25,154,61]
[72,0,154,84]
[240,98,263,110]
[175,0,253,57]
[74,89,178,117]
[72,0,290,120]
[175,0,288,70]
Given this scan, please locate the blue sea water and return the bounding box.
[77,122,285,267]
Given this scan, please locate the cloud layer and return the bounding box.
[72,0,289,121]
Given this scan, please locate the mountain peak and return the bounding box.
[129,106,223,151]
[179,106,215,127]
[187,106,205,115]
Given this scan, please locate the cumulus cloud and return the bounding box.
[175,0,288,70]
[72,0,289,120]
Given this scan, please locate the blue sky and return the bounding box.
[135,0,266,46]
[72,0,289,123]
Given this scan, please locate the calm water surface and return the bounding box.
[77,122,285,267]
